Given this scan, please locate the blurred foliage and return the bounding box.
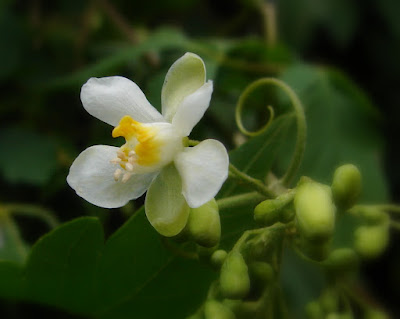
[1,0,400,318]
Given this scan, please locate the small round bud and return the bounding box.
[254,192,294,226]
[204,300,236,319]
[358,207,388,226]
[365,309,389,319]
[326,313,352,319]
[187,199,221,248]
[294,181,336,241]
[299,237,331,261]
[279,207,295,223]
[305,301,324,319]
[249,261,274,292]
[320,290,338,313]
[211,250,228,270]
[332,164,361,210]
[186,310,204,319]
[354,224,389,259]
[220,251,250,300]
[323,248,359,272]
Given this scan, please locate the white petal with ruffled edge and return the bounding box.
[81,76,164,127]
[174,140,229,208]
[161,53,206,122]
[172,81,213,136]
[145,164,190,237]
[67,145,157,208]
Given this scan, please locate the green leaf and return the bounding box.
[40,28,188,90]
[0,127,57,186]
[94,209,214,319]
[278,64,388,202]
[0,261,23,300]
[24,217,104,313]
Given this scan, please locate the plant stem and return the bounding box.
[3,204,59,229]
[217,192,266,210]
[229,164,275,197]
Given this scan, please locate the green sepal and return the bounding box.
[145,164,190,237]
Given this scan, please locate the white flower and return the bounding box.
[67,53,229,236]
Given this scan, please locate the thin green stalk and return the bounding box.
[229,164,275,197]
[4,204,60,229]
[217,192,266,210]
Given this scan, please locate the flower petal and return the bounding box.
[174,140,229,208]
[67,145,156,208]
[161,52,206,122]
[145,164,190,236]
[81,76,164,127]
[172,81,213,136]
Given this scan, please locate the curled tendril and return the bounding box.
[235,80,277,137]
[235,78,307,187]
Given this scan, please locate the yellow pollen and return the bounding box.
[112,115,161,167]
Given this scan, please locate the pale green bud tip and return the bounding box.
[211,250,228,269]
[354,224,389,259]
[358,207,388,225]
[249,261,274,284]
[204,300,236,319]
[295,181,336,240]
[365,309,389,319]
[300,237,331,261]
[220,251,250,300]
[254,199,282,225]
[332,164,361,210]
[324,248,358,272]
[187,199,221,248]
[305,301,324,319]
[254,192,294,225]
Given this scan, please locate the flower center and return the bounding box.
[110,115,183,183]
[111,115,162,182]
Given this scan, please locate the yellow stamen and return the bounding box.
[112,115,161,167]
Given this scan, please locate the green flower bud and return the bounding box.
[211,250,228,270]
[254,191,294,226]
[220,251,250,300]
[326,313,352,319]
[305,301,324,319]
[204,300,236,319]
[223,299,258,318]
[280,207,295,223]
[294,181,336,241]
[249,261,274,292]
[299,236,331,261]
[320,290,338,313]
[186,310,204,319]
[187,199,221,248]
[354,224,389,259]
[365,309,389,319]
[332,164,361,210]
[358,207,388,226]
[323,248,359,272]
